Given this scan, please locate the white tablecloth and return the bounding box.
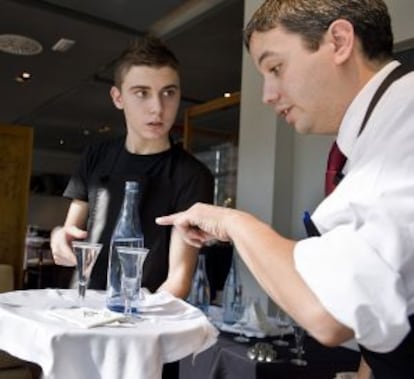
[0,289,218,379]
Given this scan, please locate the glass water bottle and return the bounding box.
[188,253,210,314]
[106,181,144,312]
[222,254,243,324]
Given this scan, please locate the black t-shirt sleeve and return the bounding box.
[63,145,94,201]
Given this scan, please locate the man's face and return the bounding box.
[249,26,344,135]
[111,65,180,142]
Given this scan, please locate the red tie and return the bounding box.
[325,141,347,196]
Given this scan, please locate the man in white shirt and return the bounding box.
[156,1,414,378]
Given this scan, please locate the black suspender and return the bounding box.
[358,64,413,137]
[334,64,412,185]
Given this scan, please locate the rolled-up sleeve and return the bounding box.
[294,203,413,352]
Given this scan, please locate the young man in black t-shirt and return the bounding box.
[50,35,213,299]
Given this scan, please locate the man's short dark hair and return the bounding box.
[244,0,394,63]
[113,34,180,88]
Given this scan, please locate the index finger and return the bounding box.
[155,213,180,225]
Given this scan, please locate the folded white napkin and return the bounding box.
[138,289,176,309]
[48,307,125,328]
[241,299,275,336]
[211,301,280,338]
[137,290,203,321]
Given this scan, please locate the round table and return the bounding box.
[0,289,218,379]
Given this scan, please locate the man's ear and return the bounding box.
[110,86,123,110]
[327,19,355,65]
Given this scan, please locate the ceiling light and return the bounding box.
[0,34,42,55]
[15,71,32,83]
[52,38,76,53]
[224,93,231,98]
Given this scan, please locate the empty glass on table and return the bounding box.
[72,241,103,307]
[272,307,291,347]
[290,321,308,366]
[233,297,253,343]
[117,246,149,318]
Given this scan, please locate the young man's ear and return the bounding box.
[327,19,355,65]
[110,86,124,110]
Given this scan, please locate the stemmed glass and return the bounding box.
[272,307,291,347]
[117,246,149,318]
[233,299,250,343]
[290,322,308,366]
[71,241,103,307]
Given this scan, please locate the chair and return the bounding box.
[0,264,37,379]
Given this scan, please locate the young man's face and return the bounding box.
[110,65,180,143]
[249,26,345,135]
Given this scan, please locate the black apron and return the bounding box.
[359,315,414,378]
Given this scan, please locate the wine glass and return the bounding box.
[290,322,308,366]
[72,241,103,307]
[272,307,291,346]
[117,246,149,318]
[233,299,250,343]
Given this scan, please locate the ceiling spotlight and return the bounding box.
[59,139,65,145]
[224,92,231,98]
[15,71,32,83]
[83,129,90,136]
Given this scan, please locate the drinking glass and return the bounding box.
[233,300,250,343]
[290,323,308,366]
[272,307,291,346]
[72,241,103,307]
[117,246,149,318]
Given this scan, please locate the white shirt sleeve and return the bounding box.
[294,210,412,352]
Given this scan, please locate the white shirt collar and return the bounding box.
[337,60,401,158]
